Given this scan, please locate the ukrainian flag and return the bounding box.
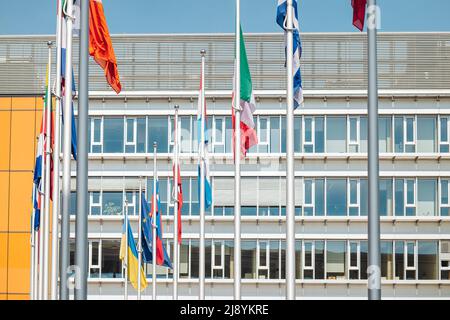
[120,216,147,291]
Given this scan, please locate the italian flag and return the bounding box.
[232,26,258,158]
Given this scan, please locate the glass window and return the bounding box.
[326,179,347,216]
[395,179,405,216]
[405,117,416,153]
[379,179,393,216]
[326,117,346,153]
[418,241,438,280]
[294,116,301,153]
[270,116,280,153]
[137,117,146,153]
[148,116,168,153]
[417,179,436,216]
[213,117,225,153]
[180,116,191,153]
[125,118,136,153]
[304,179,313,216]
[242,241,257,279]
[315,179,325,216]
[360,179,368,216]
[348,117,359,152]
[281,116,286,153]
[315,117,325,153]
[103,117,124,153]
[303,241,313,279]
[349,242,359,279]
[91,118,102,153]
[379,116,392,153]
[394,116,404,152]
[225,117,233,154]
[101,240,121,278]
[349,179,359,216]
[395,241,405,280]
[326,241,346,280]
[304,117,313,153]
[440,241,450,280]
[102,192,123,215]
[191,240,199,278]
[269,241,281,279]
[406,242,416,280]
[179,240,189,278]
[258,117,269,153]
[406,179,416,216]
[89,240,100,278]
[360,241,368,279]
[440,117,449,152]
[417,117,436,153]
[441,179,450,216]
[360,117,368,153]
[315,241,325,279]
[90,191,101,215]
[381,241,394,280]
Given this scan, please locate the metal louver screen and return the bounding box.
[1,32,449,95]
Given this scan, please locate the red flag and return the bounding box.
[352,0,367,31]
[173,164,183,244]
[89,0,122,93]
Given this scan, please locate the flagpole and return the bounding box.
[30,206,36,300]
[124,199,129,300]
[60,0,74,300]
[173,104,179,300]
[199,49,206,300]
[51,0,63,300]
[75,0,89,301]
[285,0,296,300]
[367,0,381,300]
[137,178,142,300]
[152,142,157,300]
[233,0,242,301]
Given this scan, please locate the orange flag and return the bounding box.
[89,0,122,93]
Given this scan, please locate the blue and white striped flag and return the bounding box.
[276,0,303,108]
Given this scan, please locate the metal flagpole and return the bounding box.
[60,0,74,300]
[42,40,53,300]
[173,105,179,300]
[367,0,381,300]
[199,50,206,300]
[75,0,89,300]
[51,0,63,300]
[285,0,296,300]
[137,178,142,300]
[30,207,36,300]
[124,199,129,300]
[233,0,242,300]
[152,142,157,300]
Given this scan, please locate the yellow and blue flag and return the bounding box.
[120,215,147,291]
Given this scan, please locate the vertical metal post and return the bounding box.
[51,0,63,300]
[137,178,142,299]
[60,0,74,300]
[43,40,53,300]
[173,105,179,300]
[199,50,206,300]
[124,199,129,300]
[152,142,157,300]
[30,213,36,300]
[367,0,381,300]
[234,0,241,300]
[285,0,296,300]
[75,0,89,300]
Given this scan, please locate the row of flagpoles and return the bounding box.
[30,0,379,300]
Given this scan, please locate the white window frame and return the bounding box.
[257,116,270,152]
[440,240,450,279]
[124,190,136,216]
[212,240,225,278]
[90,117,103,153]
[303,179,315,216]
[348,241,360,279]
[212,116,225,152]
[303,241,315,277]
[439,115,450,151]
[124,117,137,153]
[404,241,417,281]
[405,178,416,215]
[257,240,269,279]
[88,239,101,278]
[439,178,450,214]
[347,116,360,152]
[348,178,360,216]
[89,191,102,215]
[404,116,416,151]
[303,116,315,152]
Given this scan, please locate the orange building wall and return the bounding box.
[0,96,41,300]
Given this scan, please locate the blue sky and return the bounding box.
[0,0,449,35]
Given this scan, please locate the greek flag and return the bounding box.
[276,0,303,108]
